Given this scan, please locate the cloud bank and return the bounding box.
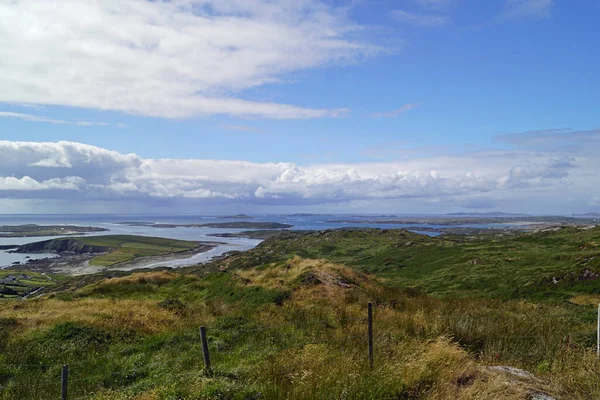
[1,139,598,213]
[0,0,379,119]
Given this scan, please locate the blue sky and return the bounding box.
[0,0,599,214]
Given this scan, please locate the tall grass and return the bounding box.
[0,261,598,399]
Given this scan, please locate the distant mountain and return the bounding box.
[446,212,530,217]
[573,213,600,217]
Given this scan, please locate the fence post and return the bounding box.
[368,302,373,370]
[200,326,211,373]
[61,364,68,400]
[596,304,600,358]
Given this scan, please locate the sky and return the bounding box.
[0,0,599,214]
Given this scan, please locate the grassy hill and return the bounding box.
[0,228,600,398]
[213,227,600,301]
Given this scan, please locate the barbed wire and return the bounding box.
[0,304,592,397]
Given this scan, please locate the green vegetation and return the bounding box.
[0,270,65,298]
[15,235,202,267]
[0,227,600,398]
[216,227,600,301]
[79,236,202,266]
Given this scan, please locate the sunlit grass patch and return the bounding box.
[0,298,195,334]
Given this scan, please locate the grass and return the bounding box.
[211,227,600,301]
[0,271,64,298]
[0,228,600,398]
[76,236,200,266]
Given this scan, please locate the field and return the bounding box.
[0,227,599,398]
[0,270,65,298]
[77,236,201,266]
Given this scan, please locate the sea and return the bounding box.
[0,214,514,270]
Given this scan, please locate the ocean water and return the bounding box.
[0,214,510,269]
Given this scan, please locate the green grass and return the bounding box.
[1,228,600,398]
[76,235,199,266]
[210,227,600,301]
[0,270,63,297]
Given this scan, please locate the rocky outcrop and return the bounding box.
[14,238,111,254]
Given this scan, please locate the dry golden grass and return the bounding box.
[0,257,593,399]
[0,298,199,334]
[88,271,181,287]
[569,294,600,306]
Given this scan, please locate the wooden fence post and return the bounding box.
[596,304,600,358]
[200,326,211,372]
[61,364,68,400]
[368,302,373,370]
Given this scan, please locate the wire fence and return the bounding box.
[0,303,593,399]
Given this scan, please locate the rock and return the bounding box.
[488,366,536,380]
[486,366,556,400]
[14,238,111,254]
[530,393,556,400]
[579,269,600,281]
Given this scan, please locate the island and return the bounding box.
[289,213,334,217]
[445,212,531,217]
[115,221,293,229]
[207,229,309,240]
[326,215,597,227]
[0,224,108,238]
[8,235,222,273]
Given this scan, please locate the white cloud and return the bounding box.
[502,0,553,20]
[1,140,598,213]
[391,10,449,27]
[0,111,121,127]
[0,176,85,191]
[372,103,421,118]
[0,0,381,119]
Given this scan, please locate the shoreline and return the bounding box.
[4,242,224,276]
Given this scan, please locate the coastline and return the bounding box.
[5,243,224,276]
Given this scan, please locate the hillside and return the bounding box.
[0,228,599,398]
[209,226,600,301]
[15,238,112,254]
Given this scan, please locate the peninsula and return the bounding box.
[0,224,108,238]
